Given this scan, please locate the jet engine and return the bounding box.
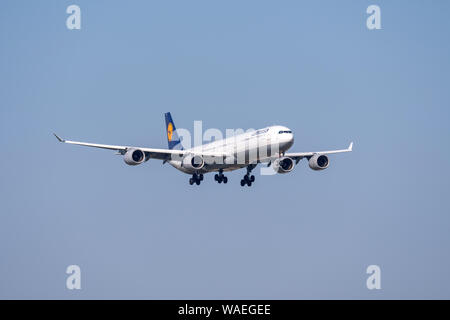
[273,157,295,174]
[182,154,205,170]
[308,154,329,170]
[124,148,146,166]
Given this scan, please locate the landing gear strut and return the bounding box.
[214,169,228,184]
[189,173,203,185]
[240,165,256,187]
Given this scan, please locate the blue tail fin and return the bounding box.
[164,112,181,150]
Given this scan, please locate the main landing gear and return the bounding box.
[214,169,228,184]
[189,173,203,185]
[240,165,256,187]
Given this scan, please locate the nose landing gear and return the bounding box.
[189,173,203,185]
[214,169,228,184]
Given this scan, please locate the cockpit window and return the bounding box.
[278,130,292,134]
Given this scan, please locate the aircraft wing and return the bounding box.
[285,142,353,160]
[53,134,225,160]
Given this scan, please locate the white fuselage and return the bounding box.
[169,125,294,174]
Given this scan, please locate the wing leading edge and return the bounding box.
[285,142,353,160]
[53,133,226,160]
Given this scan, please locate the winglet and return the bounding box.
[348,142,353,151]
[53,133,65,143]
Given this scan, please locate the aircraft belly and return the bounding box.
[169,138,284,174]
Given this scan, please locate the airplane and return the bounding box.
[54,112,353,187]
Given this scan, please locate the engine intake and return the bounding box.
[273,157,295,174]
[124,148,146,166]
[308,154,329,170]
[182,154,205,170]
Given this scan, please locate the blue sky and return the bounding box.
[1,0,450,299]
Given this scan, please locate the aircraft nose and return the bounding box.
[289,133,294,143]
[287,133,294,147]
[281,132,294,150]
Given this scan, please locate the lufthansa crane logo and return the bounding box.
[167,122,173,141]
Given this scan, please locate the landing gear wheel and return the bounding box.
[215,170,227,184]
[241,164,256,187]
[190,173,201,185]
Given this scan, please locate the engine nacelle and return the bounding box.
[182,154,205,170]
[273,157,295,174]
[308,154,329,170]
[124,148,146,166]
